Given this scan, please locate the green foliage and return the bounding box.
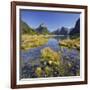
[44,66,52,77]
[41,47,60,66]
[40,47,67,77]
[39,27,49,35]
[76,70,80,76]
[35,67,42,77]
[21,35,48,50]
[21,20,36,35]
[21,21,50,35]
[59,38,80,50]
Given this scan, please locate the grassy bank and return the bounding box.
[59,38,80,50]
[21,34,49,50]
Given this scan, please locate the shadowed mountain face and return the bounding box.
[52,18,80,36]
[69,19,80,35]
[35,23,49,34]
[52,27,68,35]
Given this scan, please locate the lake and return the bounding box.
[20,35,80,78]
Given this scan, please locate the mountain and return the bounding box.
[52,28,60,35]
[20,18,80,35]
[20,20,36,35]
[35,23,49,34]
[52,27,68,35]
[69,18,80,35]
[59,27,68,35]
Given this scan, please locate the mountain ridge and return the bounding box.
[21,18,80,36]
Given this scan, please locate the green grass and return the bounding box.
[59,38,80,50]
[41,47,61,66]
[21,34,49,50]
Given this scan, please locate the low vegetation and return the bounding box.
[59,38,80,50]
[21,35,49,50]
[41,47,61,65]
[35,47,67,77]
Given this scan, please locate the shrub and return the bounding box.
[41,47,60,66]
[40,47,65,77]
[35,67,42,77]
[44,66,52,77]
